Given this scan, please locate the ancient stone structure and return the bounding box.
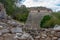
[0,3,7,19]
[0,3,60,40]
[24,7,52,30]
[0,3,34,40]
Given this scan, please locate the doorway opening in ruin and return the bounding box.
[38,10,40,12]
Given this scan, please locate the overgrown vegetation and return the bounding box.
[0,0,16,15]
[40,12,60,28]
[13,5,29,22]
[40,15,52,28]
[0,0,29,22]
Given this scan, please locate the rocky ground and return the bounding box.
[0,17,33,40]
[0,12,60,40]
[24,28,60,40]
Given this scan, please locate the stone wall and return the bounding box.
[24,7,52,30]
[29,7,52,13]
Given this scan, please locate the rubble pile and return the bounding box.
[25,29,60,40]
[0,3,34,40]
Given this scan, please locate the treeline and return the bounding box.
[0,0,29,22]
[40,12,60,28]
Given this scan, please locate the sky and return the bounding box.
[18,0,60,11]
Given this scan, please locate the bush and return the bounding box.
[13,5,29,22]
[40,15,52,28]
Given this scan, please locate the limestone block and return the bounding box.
[52,37,58,40]
[11,27,22,33]
[0,37,3,40]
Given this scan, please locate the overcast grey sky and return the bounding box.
[17,0,60,11]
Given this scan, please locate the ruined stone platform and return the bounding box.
[0,3,60,40]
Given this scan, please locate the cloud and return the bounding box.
[22,0,60,11]
[56,4,60,6]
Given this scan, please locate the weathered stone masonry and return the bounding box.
[24,7,52,29]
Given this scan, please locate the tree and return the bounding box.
[13,5,29,22]
[0,0,29,22]
[0,0,15,15]
[0,0,23,15]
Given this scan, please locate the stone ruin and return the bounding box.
[0,3,34,40]
[24,7,52,30]
[0,3,60,40]
[23,7,60,40]
[0,3,7,19]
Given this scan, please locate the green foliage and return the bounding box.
[14,13,28,22]
[43,17,55,28]
[0,0,29,22]
[13,5,29,22]
[51,12,60,25]
[40,15,52,28]
[0,0,16,15]
[51,12,60,19]
[40,12,60,28]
